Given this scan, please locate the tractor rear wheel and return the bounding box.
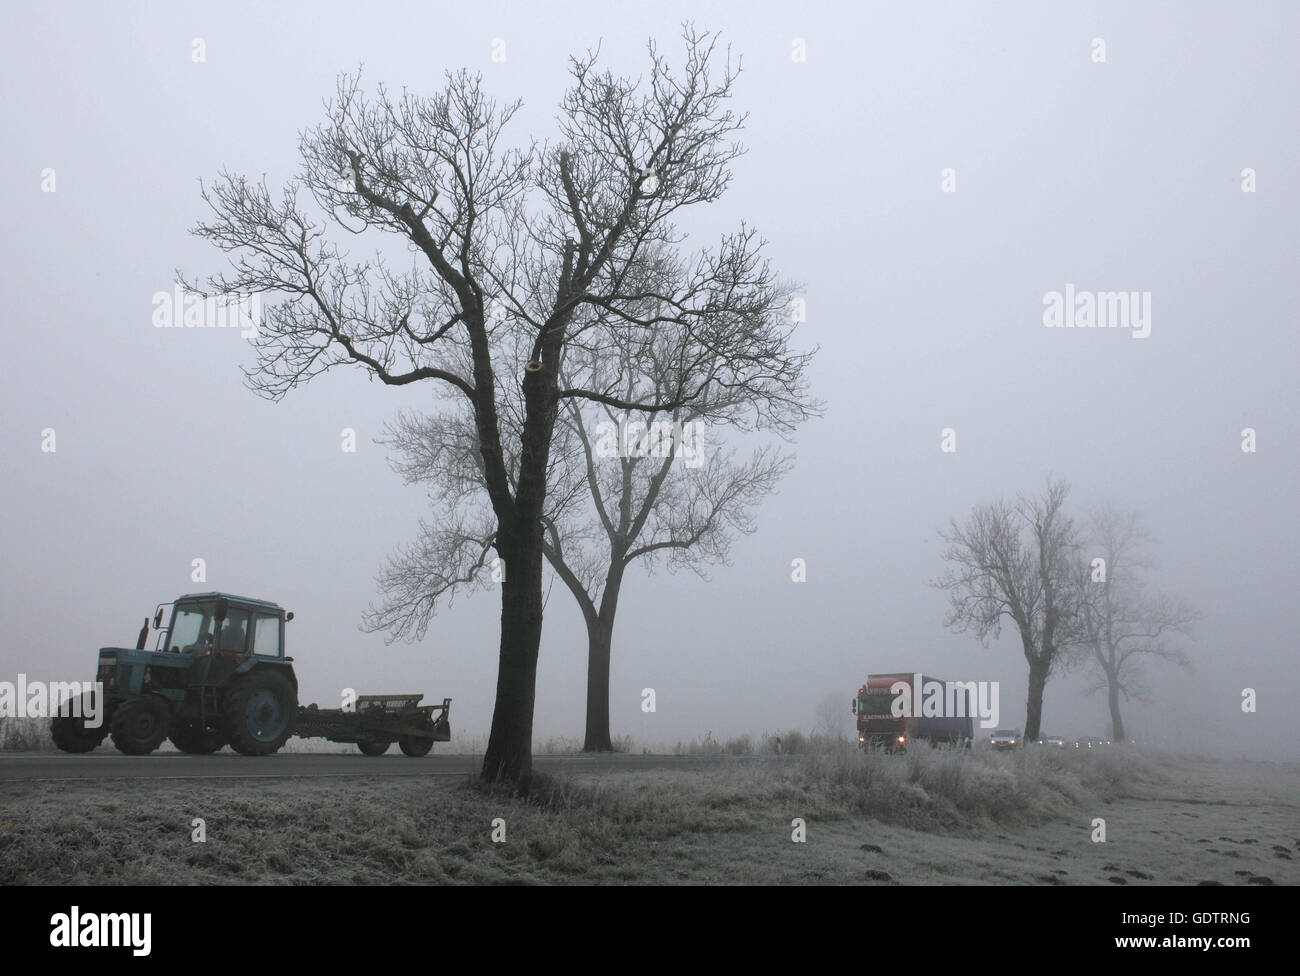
[169,720,226,755]
[226,672,296,756]
[398,734,433,757]
[357,739,390,756]
[110,696,171,755]
[50,694,110,753]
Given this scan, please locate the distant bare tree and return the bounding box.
[188,27,813,784]
[1078,505,1197,741]
[814,693,852,740]
[934,479,1084,742]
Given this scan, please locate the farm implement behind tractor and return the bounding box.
[294,694,452,756]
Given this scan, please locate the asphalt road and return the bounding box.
[0,751,764,782]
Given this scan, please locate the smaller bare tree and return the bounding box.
[1078,504,1197,742]
[934,478,1085,742]
[814,693,852,740]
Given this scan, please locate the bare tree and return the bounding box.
[373,278,813,751]
[814,693,852,740]
[551,427,793,752]
[934,479,1084,741]
[188,27,813,784]
[1078,505,1197,741]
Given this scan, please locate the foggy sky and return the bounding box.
[2,1,1296,759]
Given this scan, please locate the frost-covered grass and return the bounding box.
[0,717,56,752]
[529,739,1164,832]
[0,741,1221,885]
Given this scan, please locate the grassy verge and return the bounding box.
[0,744,1169,884]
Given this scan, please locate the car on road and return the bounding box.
[1074,736,1111,748]
[989,729,1020,750]
[1038,735,1067,747]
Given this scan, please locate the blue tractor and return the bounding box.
[51,593,299,756]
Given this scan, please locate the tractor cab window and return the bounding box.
[218,609,251,655]
[252,613,281,657]
[168,605,215,652]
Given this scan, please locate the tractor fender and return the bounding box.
[234,658,298,689]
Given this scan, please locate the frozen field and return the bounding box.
[1,746,1295,885]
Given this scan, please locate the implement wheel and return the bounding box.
[398,734,433,757]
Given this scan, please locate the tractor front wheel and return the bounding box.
[398,734,433,757]
[226,672,296,756]
[109,696,171,755]
[357,739,390,756]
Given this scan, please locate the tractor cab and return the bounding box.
[156,593,294,661]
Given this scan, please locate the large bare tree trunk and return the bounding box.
[481,537,545,784]
[479,347,561,784]
[1107,675,1126,742]
[583,621,614,752]
[583,562,624,752]
[1024,660,1048,742]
